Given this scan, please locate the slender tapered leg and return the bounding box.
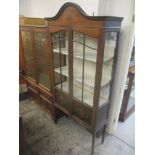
[101,125,106,144]
[53,107,57,124]
[91,133,96,155]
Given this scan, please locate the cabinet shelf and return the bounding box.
[54,66,112,88]
[53,44,115,63]
[55,66,68,77]
[56,81,109,107]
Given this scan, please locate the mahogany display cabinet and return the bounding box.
[119,44,135,122]
[19,3,123,154]
[19,17,46,70]
[45,3,123,154]
[19,18,54,116]
[119,66,135,122]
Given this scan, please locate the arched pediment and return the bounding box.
[45,2,123,29]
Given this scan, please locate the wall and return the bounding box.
[19,0,99,17]
[98,0,135,134]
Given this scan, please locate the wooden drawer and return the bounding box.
[55,88,69,111]
[72,99,92,125]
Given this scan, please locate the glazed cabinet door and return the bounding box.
[71,28,99,125]
[34,30,51,90]
[19,32,24,70]
[20,30,36,81]
[51,27,70,111]
[99,32,118,106]
[96,31,119,127]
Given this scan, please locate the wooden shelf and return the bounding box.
[54,65,112,88]
[56,80,109,107]
[55,66,68,77]
[53,43,115,63]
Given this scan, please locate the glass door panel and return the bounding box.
[21,31,35,80]
[99,32,118,106]
[34,32,50,89]
[52,30,69,93]
[73,31,97,107]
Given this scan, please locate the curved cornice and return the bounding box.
[45,2,123,21]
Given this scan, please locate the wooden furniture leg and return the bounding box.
[53,107,65,124]
[101,125,106,144]
[91,133,96,155]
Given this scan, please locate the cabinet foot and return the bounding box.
[101,125,106,144]
[91,133,96,155]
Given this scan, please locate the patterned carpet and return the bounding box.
[19,98,134,155]
[19,99,101,155]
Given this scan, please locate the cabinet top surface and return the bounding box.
[19,17,47,26]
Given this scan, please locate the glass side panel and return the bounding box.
[34,32,50,89]
[21,31,35,80]
[52,31,69,92]
[73,31,97,106]
[99,32,117,106]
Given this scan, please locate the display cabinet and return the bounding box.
[119,66,135,122]
[119,42,135,122]
[19,32,24,70]
[19,17,46,71]
[46,3,123,154]
[19,18,54,116]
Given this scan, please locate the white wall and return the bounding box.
[98,0,135,134]
[19,0,99,17]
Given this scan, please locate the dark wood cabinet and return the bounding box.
[47,3,123,154]
[119,66,135,122]
[19,19,54,117]
[19,3,123,154]
[119,42,135,122]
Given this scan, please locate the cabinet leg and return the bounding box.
[53,107,65,124]
[101,125,106,144]
[91,133,96,155]
[53,107,58,124]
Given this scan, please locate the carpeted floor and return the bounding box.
[20,98,134,155]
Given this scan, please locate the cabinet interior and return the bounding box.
[52,30,117,107]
